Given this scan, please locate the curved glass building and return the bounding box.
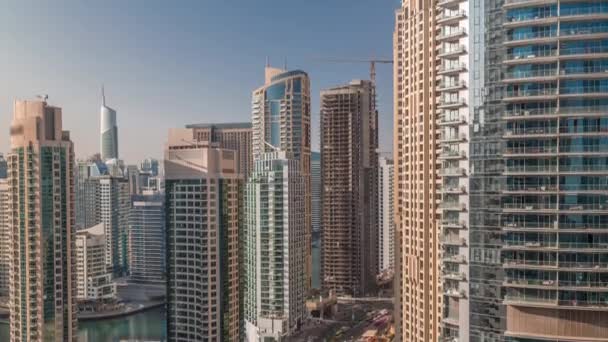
[502,1,608,340]
[100,88,118,160]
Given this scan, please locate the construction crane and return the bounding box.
[312,58,393,86]
[313,58,393,112]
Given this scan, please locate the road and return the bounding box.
[288,301,393,341]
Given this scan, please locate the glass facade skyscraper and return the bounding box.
[8,100,77,342]
[100,88,119,161]
[396,0,608,341]
[251,66,312,291]
[501,0,608,339]
[164,128,241,342]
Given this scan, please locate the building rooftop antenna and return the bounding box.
[101,85,106,106]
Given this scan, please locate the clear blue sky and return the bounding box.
[0,0,398,162]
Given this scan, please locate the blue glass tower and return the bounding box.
[502,1,608,340]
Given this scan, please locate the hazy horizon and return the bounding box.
[0,1,396,164]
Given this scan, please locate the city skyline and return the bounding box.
[0,1,395,163]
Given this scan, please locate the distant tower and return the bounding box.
[100,87,119,160]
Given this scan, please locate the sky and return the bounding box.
[0,0,398,163]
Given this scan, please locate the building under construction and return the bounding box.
[321,80,379,296]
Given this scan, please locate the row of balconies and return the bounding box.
[504,203,608,212]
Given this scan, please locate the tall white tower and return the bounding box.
[100,87,118,160]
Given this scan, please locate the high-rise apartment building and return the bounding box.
[378,157,394,272]
[74,223,116,300]
[140,158,160,177]
[395,0,608,340]
[7,99,77,341]
[74,162,130,276]
[129,192,165,283]
[164,128,241,342]
[186,122,253,179]
[499,1,608,340]
[0,154,7,178]
[393,1,442,341]
[311,151,321,234]
[243,151,306,341]
[320,80,379,296]
[435,0,475,340]
[0,179,9,299]
[251,66,312,289]
[100,88,118,161]
[311,151,322,289]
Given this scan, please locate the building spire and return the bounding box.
[101,85,106,106]
[265,56,270,67]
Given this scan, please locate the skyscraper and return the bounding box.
[320,80,379,296]
[164,128,241,342]
[378,157,394,272]
[311,151,322,289]
[436,0,475,340]
[129,192,165,283]
[140,158,160,177]
[186,122,253,179]
[74,223,116,300]
[0,179,8,299]
[393,1,441,341]
[499,1,608,340]
[8,99,77,341]
[74,161,130,276]
[311,151,321,234]
[100,87,118,161]
[251,66,312,289]
[0,154,7,178]
[395,0,608,340]
[243,151,306,341]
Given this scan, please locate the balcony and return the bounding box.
[503,184,558,194]
[503,0,556,10]
[438,63,467,75]
[503,126,557,138]
[504,278,557,289]
[504,50,558,65]
[443,272,466,281]
[503,240,557,250]
[503,69,557,83]
[558,261,608,271]
[437,80,467,92]
[437,115,467,126]
[440,167,467,177]
[439,132,467,143]
[445,288,466,298]
[505,30,557,46]
[437,0,465,9]
[503,107,558,120]
[441,185,467,194]
[559,281,608,291]
[441,220,467,230]
[444,254,467,264]
[439,150,467,160]
[438,45,466,58]
[503,146,557,156]
[558,241,608,251]
[437,10,467,25]
[560,66,608,80]
[503,88,558,102]
[438,98,467,109]
[442,237,467,246]
[559,203,608,212]
[503,202,557,213]
[440,201,467,212]
[504,14,557,29]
